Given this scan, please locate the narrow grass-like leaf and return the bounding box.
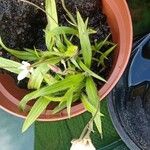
[94,112,103,138]
[43,74,58,86]
[65,45,78,57]
[24,47,40,58]
[45,0,58,30]
[0,57,21,74]
[99,45,116,67]
[61,0,77,25]
[44,96,63,102]
[97,34,111,51]
[85,77,103,136]
[79,60,106,82]
[81,94,103,117]
[50,26,78,36]
[86,77,99,106]
[32,56,61,67]
[41,51,64,57]
[77,11,92,68]
[19,73,85,110]
[64,88,74,118]
[52,93,80,114]
[0,38,38,61]
[22,96,50,132]
[45,0,58,50]
[70,58,81,70]
[52,101,66,114]
[28,64,50,89]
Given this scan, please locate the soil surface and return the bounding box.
[0,0,112,88]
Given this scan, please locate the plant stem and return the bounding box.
[79,102,100,139]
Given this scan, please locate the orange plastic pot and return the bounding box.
[0,0,133,121]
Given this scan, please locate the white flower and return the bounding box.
[17,61,33,81]
[70,139,96,150]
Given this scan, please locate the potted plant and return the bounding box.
[0,0,132,148]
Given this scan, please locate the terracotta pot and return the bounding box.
[0,0,133,121]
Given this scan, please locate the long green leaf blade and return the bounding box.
[45,0,58,50]
[0,38,38,61]
[81,94,103,117]
[77,11,92,68]
[52,93,80,114]
[0,57,21,74]
[20,74,85,110]
[50,26,78,36]
[64,88,74,118]
[45,0,58,30]
[99,45,116,67]
[22,96,50,132]
[86,77,99,106]
[79,60,106,82]
[85,77,103,136]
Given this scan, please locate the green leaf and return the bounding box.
[87,28,97,35]
[86,77,99,106]
[28,64,50,89]
[79,60,106,82]
[0,57,21,74]
[24,48,40,58]
[70,58,81,70]
[52,92,80,114]
[77,11,92,68]
[45,0,58,50]
[85,77,103,136]
[43,74,58,86]
[94,113,103,138]
[65,45,78,57]
[81,94,103,117]
[41,51,64,57]
[52,101,66,114]
[28,47,40,58]
[19,73,85,110]
[0,37,38,61]
[43,96,63,102]
[22,96,51,132]
[45,0,58,31]
[32,56,61,67]
[64,88,74,118]
[50,26,78,36]
[61,0,77,25]
[99,45,116,67]
[96,34,111,51]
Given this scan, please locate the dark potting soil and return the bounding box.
[0,0,113,89]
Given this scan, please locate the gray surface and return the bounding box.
[0,109,34,150]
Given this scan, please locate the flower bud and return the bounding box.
[70,139,96,150]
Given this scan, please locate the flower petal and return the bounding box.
[22,61,30,67]
[17,70,29,81]
[70,139,96,150]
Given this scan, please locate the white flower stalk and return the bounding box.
[70,139,96,150]
[17,61,33,81]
